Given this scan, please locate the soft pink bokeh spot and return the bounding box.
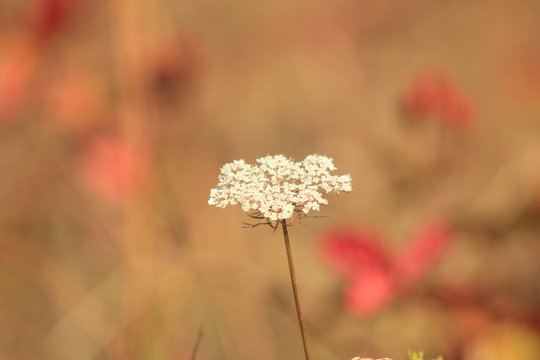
[396,222,452,286]
[30,0,81,42]
[345,266,399,315]
[0,37,38,124]
[321,228,391,276]
[321,221,452,315]
[77,136,148,203]
[403,71,474,132]
[42,67,105,134]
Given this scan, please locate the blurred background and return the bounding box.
[1,0,540,359]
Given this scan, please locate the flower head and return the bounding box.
[208,154,352,224]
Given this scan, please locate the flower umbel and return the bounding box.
[208,154,352,225]
[208,154,351,360]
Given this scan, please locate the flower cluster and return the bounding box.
[208,154,352,223]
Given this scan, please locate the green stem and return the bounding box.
[281,219,311,360]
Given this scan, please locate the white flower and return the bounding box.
[208,154,352,223]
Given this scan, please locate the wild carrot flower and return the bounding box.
[208,154,352,226]
[209,154,351,360]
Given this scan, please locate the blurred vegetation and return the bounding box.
[1,0,540,360]
[408,351,443,360]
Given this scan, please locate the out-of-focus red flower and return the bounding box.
[345,266,399,315]
[77,136,148,203]
[321,228,391,276]
[404,74,448,116]
[396,222,452,286]
[320,221,452,315]
[402,71,474,132]
[42,67,105,134]
[0,36,38,124]
[30,0,80,42]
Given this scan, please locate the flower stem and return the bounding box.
[281,219,311,360]
[191,326,204,360]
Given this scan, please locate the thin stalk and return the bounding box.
[191,326,204,360]
[281,219,311,360]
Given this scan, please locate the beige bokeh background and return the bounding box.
[1,1,540,359]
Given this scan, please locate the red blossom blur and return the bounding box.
[30,0,81,43]
[42,67,106,134]
[0,36,38,124]
[77,136,148,203]
[345,265,399,315]
[402,71,474,132]
[321,221,452,315]
[321,228,392,276]
[396,222,452,286]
